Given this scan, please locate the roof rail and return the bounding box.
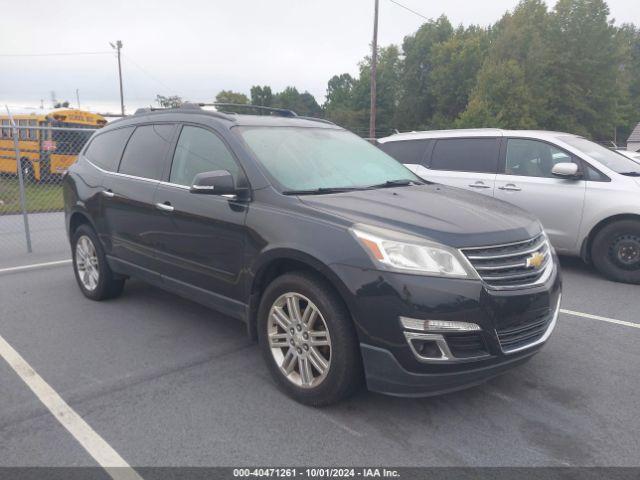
[132,103,233,121]
[296,115,336,126]
[203,103,298,118]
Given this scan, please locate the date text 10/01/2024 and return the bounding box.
[232,468,400,478]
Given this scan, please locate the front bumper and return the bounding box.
[360,343,539,397]
[331,255,562,397]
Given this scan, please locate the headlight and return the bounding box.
[350,224,477,278]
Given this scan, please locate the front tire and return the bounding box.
[258,272,362,406]
[591,220,640,284]
[72,224,125,300]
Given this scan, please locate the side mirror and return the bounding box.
[551,162,580,178]
[190,170,237,195]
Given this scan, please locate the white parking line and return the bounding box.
[0,259,71,275]
[0,334,142,480]
[560,308,640,329]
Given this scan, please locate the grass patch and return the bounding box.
[0,177,64,215]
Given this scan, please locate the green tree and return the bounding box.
[272,86,322,116]
[396,15,454,130]
[215,90,249,105]
[458,0,551,129]
[155,95,183,108]
[616,25,640,143]
[458,59,539,128]
[428,25,490,128]
[545,0,622,139]
[250,86,273,107]
[324,46,403,136]
[324,73,367,132]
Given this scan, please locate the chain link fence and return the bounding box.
[0,119,97,263]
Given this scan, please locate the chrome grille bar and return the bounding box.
[460,233,553,290]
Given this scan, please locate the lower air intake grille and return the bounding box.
[496,310,553,352]
[461,233,552,289]
[445,332,488,358]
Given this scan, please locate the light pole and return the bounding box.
[369,0,379,141]
[110,40,125,116]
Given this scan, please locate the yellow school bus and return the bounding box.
[0,109,106,182]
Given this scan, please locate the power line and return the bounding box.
[387,0,429,20]
[0,51,112,57]
[121,53,175,93]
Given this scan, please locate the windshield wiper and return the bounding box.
[617,171,640,177]
[282,186,367,195]
[366,179,426,189]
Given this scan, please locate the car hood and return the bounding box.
[299,184,542,249]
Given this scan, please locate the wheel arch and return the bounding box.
[68,209,97,240]
[581,213,640,262]
[247,249,357,341]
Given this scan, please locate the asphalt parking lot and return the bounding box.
[0,254,639,470]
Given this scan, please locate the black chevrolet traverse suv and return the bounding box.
[63,104,561,406]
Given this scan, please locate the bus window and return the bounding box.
[2,119,13,138]
[18,120,28,140]
[28,120,38,140]
[52,127,94,155]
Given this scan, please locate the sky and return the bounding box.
[1,0,639,114]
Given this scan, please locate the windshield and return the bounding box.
[235,127,420,192]
[560,136,640,174]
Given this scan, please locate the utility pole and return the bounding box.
[110,40,125,116]
[369,0,379,141]
[75,89,81,109]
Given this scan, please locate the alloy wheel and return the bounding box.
[267,292,331,388]
[75,235,100,291]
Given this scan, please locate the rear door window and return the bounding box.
[430,138,499,173]
[119,124,175,180]
[85,127,134,172]
[379,140,430,165]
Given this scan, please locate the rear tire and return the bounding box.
[258,271,363,406]
[591,220,640,284]
[72,224,125,300]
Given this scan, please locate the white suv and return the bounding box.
[378,129,640,284]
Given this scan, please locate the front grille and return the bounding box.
[445,332,488,358]
[496,309,553,352]
[461,233,552,289]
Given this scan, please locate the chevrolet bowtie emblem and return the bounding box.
[525,252,545,269]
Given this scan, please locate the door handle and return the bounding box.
[498,184,521,192]
[468,182,491,189]
[155,202,174,212]
[101,189,115,198]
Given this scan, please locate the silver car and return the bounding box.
[616,149,640,163]
[378,129,640,284]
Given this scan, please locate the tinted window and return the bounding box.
[430,138,499,173]
[119,124,174,180]
[379,140,429,165]
[505,139,578,178]
[170,126,239,186]
[85,127,134,172]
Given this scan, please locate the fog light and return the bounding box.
[412,339,443,358]
[400,317,481,332]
